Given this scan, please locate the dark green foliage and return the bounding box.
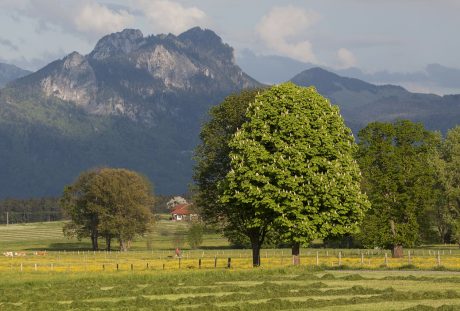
[357,120,438,251]
[193,88,264,223]
[432,126,460,245]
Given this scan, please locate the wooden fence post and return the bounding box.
[227,257,231,269]
[361,253,364,265]
[316,251,319,266]
[408,251,411,265]
[214,256,217,268]
[199,258,202,269]
[338,252,342,266]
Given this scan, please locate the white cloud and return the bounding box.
[256,5,320,63]
[5,0,134,40]
[137,0,208,34]
[337,48,357,68]
[75,2,133,36]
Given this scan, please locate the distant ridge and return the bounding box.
[0,62,31,87]
[290,67,460,134]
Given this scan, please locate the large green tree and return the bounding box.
[357,120,437,257]
[221,83,369,265]
[61,168,154,251]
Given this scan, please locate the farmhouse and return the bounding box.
[171,204,197,221]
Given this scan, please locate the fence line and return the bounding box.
[1,248,460,273]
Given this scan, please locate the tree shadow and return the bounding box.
[25,242,94,251]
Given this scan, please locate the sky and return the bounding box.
[0,0,458,92]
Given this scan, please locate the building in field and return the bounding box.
[171,203,197,221]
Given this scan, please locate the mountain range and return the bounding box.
[237,50,460,95]
[0,27,459,198]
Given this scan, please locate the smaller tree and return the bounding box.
[61,168,155,251]
[357,120,437,257]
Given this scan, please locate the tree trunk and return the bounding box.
[106,236,111,251]
[91,234,98,251]
[292,242,300,265]
[249,236,261,267]
[392,244,403,258]
[120,240,128,252]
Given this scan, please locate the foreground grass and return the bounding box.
[2,268,460,310]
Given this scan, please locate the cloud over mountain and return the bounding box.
[138,0,209,34]
[256,5,320,63]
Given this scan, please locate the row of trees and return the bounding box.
[194,83,460,266]
[61,168,154,251]
[358,121,460,255]
[0,197,62,223]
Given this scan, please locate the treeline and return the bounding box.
[0,197,62,223]
[0,194,185,225]
[357,121,460,250]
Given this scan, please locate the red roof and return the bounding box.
[171,204,193,215]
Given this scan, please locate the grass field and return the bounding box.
[0,216,230,251]
[1,268,460,310]
[2,220,460,310]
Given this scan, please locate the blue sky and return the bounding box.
[0,0,458,87]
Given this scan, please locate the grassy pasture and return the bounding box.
[2,220,460,310]
[1,268,460,310]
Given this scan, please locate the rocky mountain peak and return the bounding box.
[63,51,86,69]
[89,28,144,60]
[178,27,235,64]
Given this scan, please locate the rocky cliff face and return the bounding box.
[40,52,97,110]
[12,27,259,122]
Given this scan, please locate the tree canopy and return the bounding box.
[356,120,438,257]
[218,83,369,265]
[60,168,154,251]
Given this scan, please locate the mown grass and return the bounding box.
[1,268,460,310]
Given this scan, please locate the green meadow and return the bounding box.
[1,219,460,310]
